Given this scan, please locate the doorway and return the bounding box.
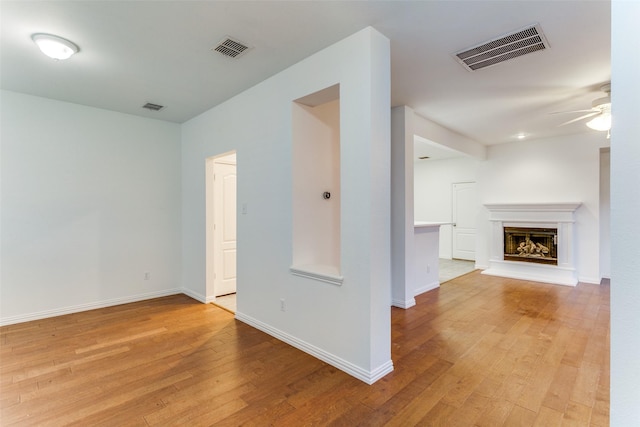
[206,151,237,312]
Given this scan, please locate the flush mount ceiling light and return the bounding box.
[585,95,612,132]
[32,33,79,60]
[585,111,611,131]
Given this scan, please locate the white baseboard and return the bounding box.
[414,281,440,296]
[181,287,207,303]
[391,297,416,309]
[578,276,603,285]
[235,311,394,385]
[0,288,183,326]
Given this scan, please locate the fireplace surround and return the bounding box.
[483,203,581,286]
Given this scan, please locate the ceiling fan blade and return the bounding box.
[558,111,600,126]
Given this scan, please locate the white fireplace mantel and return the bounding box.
[483,202,581,223]
[482,202,582,286]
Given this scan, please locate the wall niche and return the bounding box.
[290,84,342,285]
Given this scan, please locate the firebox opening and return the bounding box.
[504,227,558,265]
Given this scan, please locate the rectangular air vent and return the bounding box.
[454,23,549,71]
[213,36,251,58]
[142,102,164,111]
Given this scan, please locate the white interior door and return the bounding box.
[213,159,237,297]
[452,182,477,261]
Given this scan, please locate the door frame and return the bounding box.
[205,150,237,302]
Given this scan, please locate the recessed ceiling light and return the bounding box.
[517,133,527,140]
[32,33,79,60]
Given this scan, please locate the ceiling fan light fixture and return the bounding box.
[586,113,611,131]
[32,33,79,60]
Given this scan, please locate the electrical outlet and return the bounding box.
[280,298,286,312]
[427,265,430,273]
[144,272,150,280]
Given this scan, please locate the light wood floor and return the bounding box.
[0,271,609,426]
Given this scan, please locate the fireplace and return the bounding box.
[504,227,557,265]
[482,203,581,286]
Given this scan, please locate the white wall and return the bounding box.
[611,1,640,423]
[476,132,610,283]
[181,27,392,383]
[414,156,479,258]
[0,90,182,325]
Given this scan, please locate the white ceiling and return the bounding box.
[1,1,611,146]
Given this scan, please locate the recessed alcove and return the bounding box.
[290,84,343,285]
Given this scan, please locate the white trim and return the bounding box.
[181,287,208,303]
[391,297,416,309]
[484,203,581,223]
[414,280,440,296]
[0,288,183,326]
[289,265,344,286]
[235,311,394,384]
[483,202,582,212]
[578,276,603,285]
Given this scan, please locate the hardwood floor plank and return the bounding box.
[0,273,610,426]
[75,327,168,354]
[570,361,601,408]
[541,363,579,412]
[533,405,564,426]
[418,400,458,425]
[219,401,295,426]
[444,391,491,426]
[474,398,514,426]
[383,371,461,426]
[561,401,592,426]
[516,362,563,413]
[143,382,255,425]
[503,404,538,427]
[358,358,454,425]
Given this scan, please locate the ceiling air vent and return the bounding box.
[454,23,550,71]
[212,36,251,58]
[142,102,164,111]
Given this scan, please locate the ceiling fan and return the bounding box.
[553,83,611,135]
